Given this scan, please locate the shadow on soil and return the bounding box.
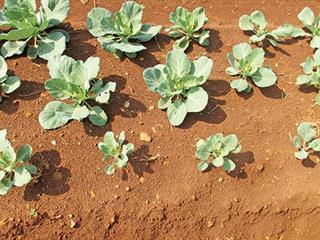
[180,79,230,129]
[228,151,255,179]
[302,152,320,168]
[24,150,71,201]
[0,79,44,115]
[83,75,147,137]
[121,145,155,180]
[234,85,286,100]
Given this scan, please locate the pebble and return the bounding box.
[70,219,76,228]
[140,132,152,143]
[125,186,131,192]
[207,220,214,228]
[139,177,145,184]
[24,112,32,118]
[255,164,265,173]
[218,177,223,183]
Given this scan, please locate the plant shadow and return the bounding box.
[180,80,230,129]
[24,150,71,201]
[0,79,44,115]
[298,84,318,94]
[206,28,223,53]
[260,85,286,99]
[121,145,156,180]
[227,151,255,179]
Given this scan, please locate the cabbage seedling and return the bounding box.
[292,7,320,49]
[98,131,134,175]
[239,10,294,47]
[0,129,36,195]
[292,122,320,160]
[165,6,209,51]
[0,56,20,103]
[196,133,241,172]
[226,42,277,93]
[296,49,320,105]
[39,55,116,130]
[144,49,213,126]
[0,0,70,60]
[87,1,161,58]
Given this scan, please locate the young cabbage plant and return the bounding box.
[165,6,210,51]
[296,49,320,105]
[0,129,36,195]
[292,122,320,160]
[143,49,213,126]
[292,7,320,49]
[239,10,294,47]
[0,56,20,103]
[226,42,277,93]
[87,1,161,58]
[98,131,134,175]
[39,55,116,130]
[196,133,241,172]
[0,0,70,60]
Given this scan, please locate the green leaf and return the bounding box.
[223,158,236,172]
[291,27,308,37]
[88,105,107,126]
[173,36,190,51]
[48,55,76,83]
[298,7,315,26]
[25,164,37,174]
[297,122,317,143]
[40,0,70,26]
[122,143,134,155]
[270,23,293,40]
[167,100,188,126]
[87,7,115,37]
[27,46,37,59]
[296,75,310,85]
[190,56,213,82]
[5,0,36,10]
[239,14,253,31]
[44,78,70,100]
[313,49,320,66]
[71,105,89,121]
[0,179,13,195]
[250,10,267,29]
[0,171,5,181]
[196,139,210,161]
[84,57,100,81]
[2,76,21,94]
[120,1,143,23]
[246,48,265,73]
[39,101,75,130]
[192,7,208,31]
[13,166,32,187]
[158,96,172,110]
[0,129,16,163]
[212,156,224,167]
[1,39,28,58]
[112,42,146,54]
[186,87,208,113]
[17,144,32,162]
[310,36,320,49]
[197,161,209,172]
[0,56,7,79]
[223,134,239,152]
[166,49,191,78]
[292,135,301,148]
[37,31,66,60]
[252,67,277,88]
[233,42,252,60]
[230,79,250,92]
[0,27,36,41]
[197,30,210,46]
[105,164,115,175]
[131,24,161,42]
[309,139,320,151]
[295,149,309,160]
[94,82,116,104]
[143,64,166,93]
[303,57,314,74]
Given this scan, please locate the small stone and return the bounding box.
[140,132,152,143]
[113,195,119,199]
[70,219,76,228]
[218,177,223,183]
[139,177,145,184]
[51,139,57,146]
[255,164,264,173]
[191,195,197,201]
[110,215,116,224]
[25,112,32,118]
[148,106,155,111]
[207,220,214,228]
[125,186,131,192]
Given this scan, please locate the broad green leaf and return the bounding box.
[212,156,224,167]
[40,0,70,26]
[250,10,267,29]
[291,27,309,37]
[17,144,32,162]
[94,82,116,104]
[246,47,265,73]
[252,67,277,88]
[0,179,13,195]
[223,134,239,152]
[309,139,320,151]
[102,131,119,149]
[296,75,310,85]
[226,66,239,76]
[298,7,315,26]
[198,30,210,46]
[173,36,190,51]
[45,78,70,100]
[120,1,143,23]
[310,36,320,49]
[25,164,37,174]
[270,23,293,39]
[0,129,16,163]
[84,57,100,81]
[197,161,209,172]
[167,100,188,126]
[5,0,36,10]
[192,7,208,31]
[118,131,126,146]
[297,122,317,143]
[0,27,36,41]
[39,101,75,130]
[131,24,161,42]
[13,166,32,187]
[249,34,266,43]
[190,56,213,82]
[223,158,236,172]
[87,7,114,37]
[230,79,250,92]
[122,143,134,155]
[1,39,28,58]
[158,96,172,109]
[88,105,107,126]
[0,57,7,79]
[143,64,166,93]
[196,139,210,161]
[292,135,301,148]
[186,87,208,112]
[50,29,70,42]
[105,164,115,175]
[313,49,320,66]
[71,105,89,121]
[37,31,66,60]
[233,42,252,60]
[295,149,309,160]
[303,57,314,74]
[239,15,253,31]
[166,49,191,78]
[27,46,37,59]
[112,42,146,54]
[0,171,5,181]
[2,76,21,94]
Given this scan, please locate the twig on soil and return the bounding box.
[154,36,163,51]
[19,90,44,97]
